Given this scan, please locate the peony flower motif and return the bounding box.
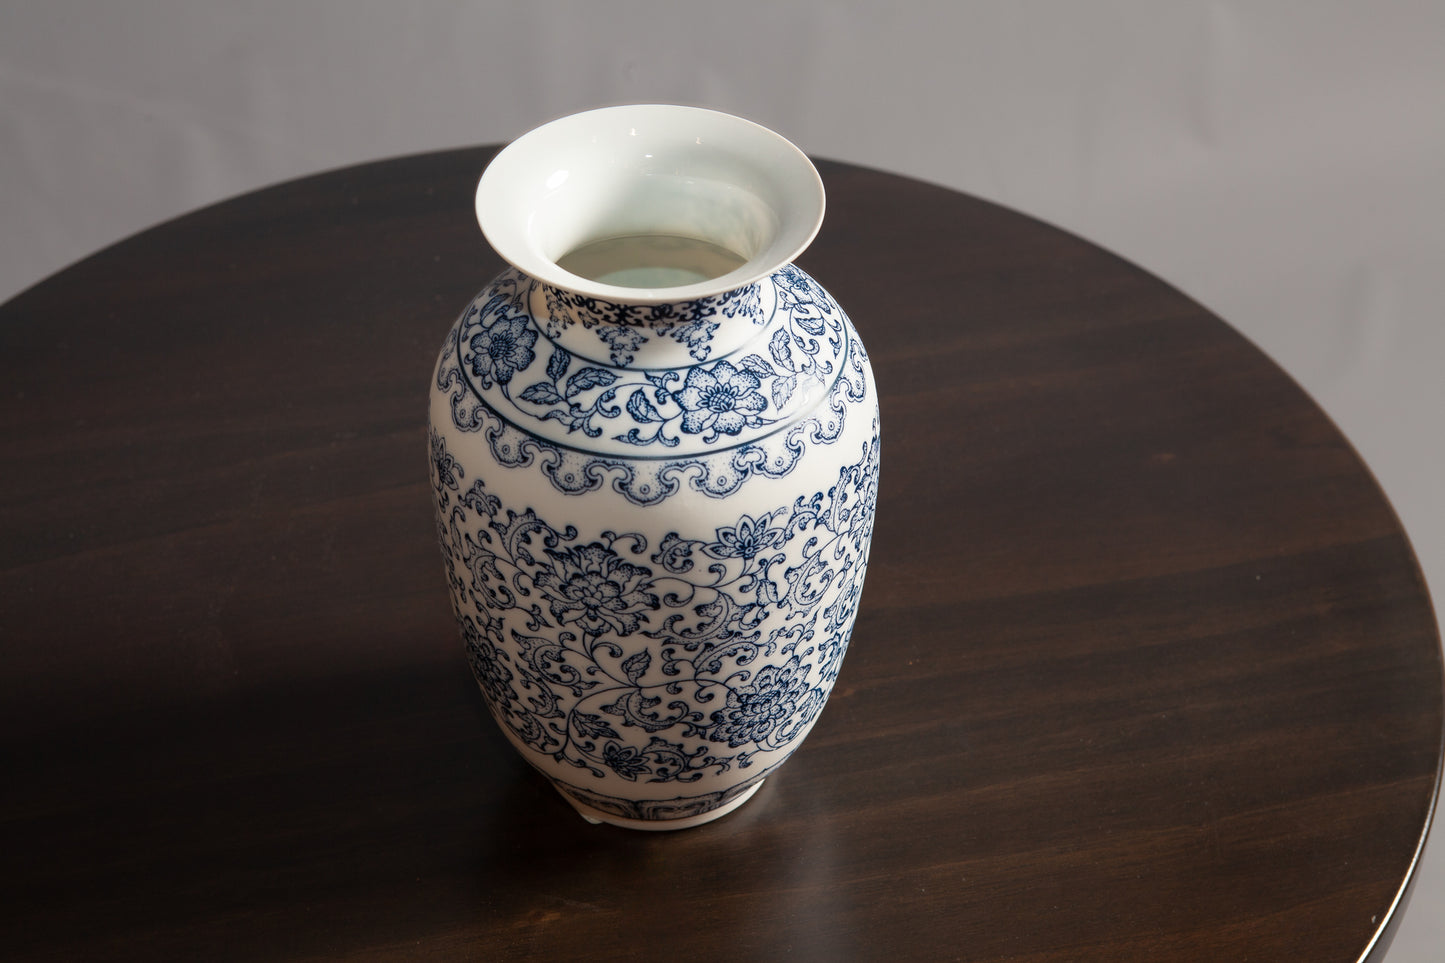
[676,360,767,436]
[533,542,659,636]
[602,742,651,780]
[469,312,537,385]
[462,625,516,708]
[705,513,783,560]
[710,656,811,748]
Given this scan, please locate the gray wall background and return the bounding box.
[2,1,1441,955]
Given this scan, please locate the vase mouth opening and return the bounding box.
[476,105,825,305]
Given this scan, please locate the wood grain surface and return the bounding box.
[1,149,1440,961]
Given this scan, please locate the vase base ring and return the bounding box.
[563,779,766,831]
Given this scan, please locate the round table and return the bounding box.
[1,150,1439,961]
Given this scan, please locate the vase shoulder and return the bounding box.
[434,263,869,506]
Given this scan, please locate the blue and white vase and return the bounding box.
[428,106,879,830]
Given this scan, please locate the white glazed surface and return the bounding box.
[475,105,825,305]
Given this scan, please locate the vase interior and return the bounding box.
[476,105,824,303]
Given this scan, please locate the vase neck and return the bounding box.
[528,275,771,368]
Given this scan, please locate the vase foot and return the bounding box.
[563,780,766,831]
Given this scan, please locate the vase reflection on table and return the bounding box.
[427,106,879,829]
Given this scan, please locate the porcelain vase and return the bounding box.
[428,105,879,830]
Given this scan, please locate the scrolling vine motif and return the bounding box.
[431,427,880,788]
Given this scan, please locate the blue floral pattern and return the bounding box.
[431,425,880,808]
[533,542,659,636]
[453,268,841,449]
[676,359,769,437]
[434,266,868,506]
[541,280,767,365]
[468,310,537,387]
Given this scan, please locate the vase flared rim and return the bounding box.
[476,105,825,306]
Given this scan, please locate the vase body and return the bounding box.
[427,107,879,829]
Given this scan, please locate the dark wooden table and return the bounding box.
[2,149,1440,961]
